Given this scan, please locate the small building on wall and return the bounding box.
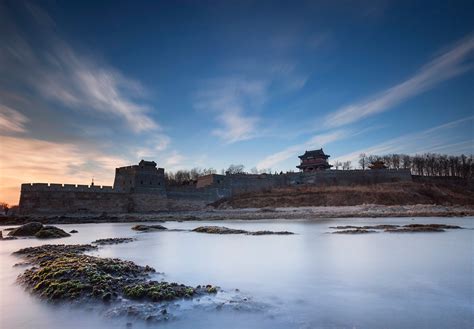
[297,148,333,172]
[369,160,388,170]
[113,160,166,195]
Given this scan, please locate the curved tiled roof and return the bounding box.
[298,148,330,159]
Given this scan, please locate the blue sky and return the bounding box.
[0,0,473,203]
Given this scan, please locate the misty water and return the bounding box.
[0,217,472,329]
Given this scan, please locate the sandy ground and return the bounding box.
[1,204,473,225]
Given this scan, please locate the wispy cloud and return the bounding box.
[256,130,347,170]
[324,35,474,128]
[0,3,175,204]
[1,4,159,133]
[194,77,267,143]
[332,116,474,164]
[0,104,29,133]
[163,151,187,171]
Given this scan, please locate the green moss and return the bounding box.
[123,282,196,302]
[207,286,218,294]
[14,244,218,304]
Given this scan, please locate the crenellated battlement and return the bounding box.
[21,183,120,193]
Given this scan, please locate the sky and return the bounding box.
[0,0,473,204]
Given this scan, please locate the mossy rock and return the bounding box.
[13,244,218,304]
[192,226,248,234]
[92,238,135,245]
[8,222,43,236]
[35,226,71,239]
[131,225,167,232]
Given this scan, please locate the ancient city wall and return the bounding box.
[19,185,129,215]
[196,169,413,197]
[167,186,231,202]
[129,193,169,213]
[19,170,413,214]
[21,183,116,193]
[287,169,412,186]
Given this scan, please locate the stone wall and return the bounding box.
[19,184,130,214]
[19,170,413,214]
[196,169,412,197]
[287,169,412,186]
[167,186,231,203]
[19,183,168,214]
[129,193,169,213]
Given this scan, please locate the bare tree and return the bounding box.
[342,161,352,170]
[333,161,342,170]
[226,164,245,175]
[358,153,367,170]
[365,153,473,179]
[0,202,9,215]
[202,168,217,175]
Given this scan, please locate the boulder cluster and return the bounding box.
[6,222,70,239]
[192,226,294,235]
[331,223,463,234]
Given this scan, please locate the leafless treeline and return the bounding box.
[166,153,473,185]
[357,153,473,178]
[165,167,217,185]
[165,164,273,185]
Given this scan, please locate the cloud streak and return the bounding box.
[0,104,29,133]
[332,116,474,164]
[194,77,266,143]
[1,4,159,133]
[324,35,474,128]
[256,130,347,170]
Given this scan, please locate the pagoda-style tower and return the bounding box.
[297,148,333,172]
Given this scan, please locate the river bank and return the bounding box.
[1,204,473,225]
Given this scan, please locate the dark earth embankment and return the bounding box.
[211,179,474,209]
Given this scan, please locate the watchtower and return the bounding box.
[113,160,166,194]
[297,148,333,172]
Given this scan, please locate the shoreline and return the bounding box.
[1,204,473,225]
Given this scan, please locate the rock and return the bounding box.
[329,225,360,229]
[365,224,400,230]
[330,223,463,233]
[192,226,295,235]
[34,226,71,239]
[131,224,167,232]
[332,229,377,234]
[192,226,248,234]
[13,244,218,304]
[92,238,135,245]
[248,230,294,235]
[102,292,112,302]
[70,230,78,233]
[8,222,43,237]
[330,224,400,230]
[385,224,462,233]
[403,224,462,229]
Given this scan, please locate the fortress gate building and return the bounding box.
[297,148,333,172]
